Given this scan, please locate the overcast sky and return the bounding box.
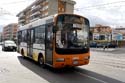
[0,0,125,32]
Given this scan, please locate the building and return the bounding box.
[3,23,18,41]
[91,24,112,43]
[0,32,2,42]
[112,28,125,41]
[112,28,125,47]
[17,0,76,26]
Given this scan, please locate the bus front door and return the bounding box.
[27,29,34,58]
[45,24,53,65]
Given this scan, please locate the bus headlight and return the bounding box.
[56,58,65,62]
[84,56,90,60]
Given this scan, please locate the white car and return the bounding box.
[2,40,17,51]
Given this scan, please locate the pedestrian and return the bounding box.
[103,45,105,51]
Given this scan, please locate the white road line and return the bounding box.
[74,71,108,83]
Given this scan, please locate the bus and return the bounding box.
[17,13,90,68]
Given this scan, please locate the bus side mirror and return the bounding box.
[53,26,57,33]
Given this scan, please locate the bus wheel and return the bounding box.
[38,55,45,68]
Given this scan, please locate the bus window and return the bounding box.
[35,25,45,44]
[56,15,89,49]
[22,30,27,42]
[18,31,22,44]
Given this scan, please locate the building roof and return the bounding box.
[16,0,76,17]
[16,0,39,17]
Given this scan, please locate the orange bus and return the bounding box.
[17,13,90,68]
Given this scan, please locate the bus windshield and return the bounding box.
[56,15,89,49]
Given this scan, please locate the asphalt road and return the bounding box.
[0,46,124,83]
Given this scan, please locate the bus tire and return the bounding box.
[38,54,45,68]
[2,48,4,51]
[13,48,16,52]
[21,49,25,58]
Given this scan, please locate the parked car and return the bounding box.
[90,42,97,48]
[105,43,118,48]
[96,43,103,48]
[0,42,3,45]
[2,40,17,51]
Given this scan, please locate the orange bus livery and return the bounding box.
[17,13,90,68]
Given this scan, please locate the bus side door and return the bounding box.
[45,23,53,65]
[27,29,34,58]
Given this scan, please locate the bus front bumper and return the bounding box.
[53,56,90,68]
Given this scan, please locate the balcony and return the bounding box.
[30,11,41,17]
[19,19,25,23]
[29,17,40,23]
[18,13,25,19]
[40,5,48,11]
[31,5,41,12]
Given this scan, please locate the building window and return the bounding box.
[42,5,48,11]
[45,12,48,16]
[99,35,105,40]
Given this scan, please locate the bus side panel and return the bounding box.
[32,44,45,62]
[32,49,45,62]
[20,42,28,57]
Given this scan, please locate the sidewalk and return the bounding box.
[90,48,116,52]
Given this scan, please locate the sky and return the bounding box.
[74,0,125,27]
[0,0,125,32]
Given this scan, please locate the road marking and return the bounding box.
[74,71,108,83]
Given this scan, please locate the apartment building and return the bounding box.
[3,23,18,41]
[0,32,2,42]
[17,0,76,26]
[91,24,112,42]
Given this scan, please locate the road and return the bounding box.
[0,46,124,83]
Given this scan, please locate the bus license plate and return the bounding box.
[73,61,78,65]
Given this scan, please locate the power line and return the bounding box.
[1,0,35,5]
[75,5,125,12]
[75,1,125,11]
[0,0,35,16]
[0,8,12,16]
[1,1,26,5]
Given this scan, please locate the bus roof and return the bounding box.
[18,13,89,31]
[18,15,55,31]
